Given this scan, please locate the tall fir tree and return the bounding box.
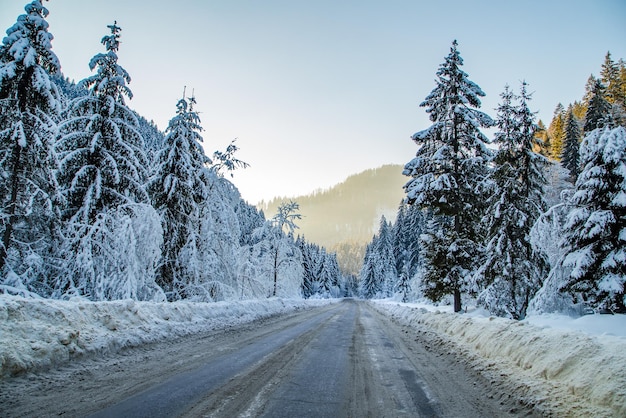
[474,83,548,319]
[561,126,626,311]
[55,22,160,300]
[0,0,62,293]
[620,59,626,109]
[548,103,565,160]
[359,241,381,299]
[600,52,623,106]
[561,105,582,180]
[374,215,397,297]
[391,201,424,279]
[403,40,493,312]
[148,94,212,299]
[584,78,612,133]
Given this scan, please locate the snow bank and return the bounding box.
[372,301,626,417]
[0,295,337,378]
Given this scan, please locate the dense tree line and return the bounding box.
[360,41,625,319]
[0,1,344,301]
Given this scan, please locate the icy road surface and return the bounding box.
[1,299,531,417]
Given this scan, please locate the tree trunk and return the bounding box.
[272,247,278,297]
[453,288,462,313]
[0,143,23,271]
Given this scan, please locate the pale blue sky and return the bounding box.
[1,0,625,203]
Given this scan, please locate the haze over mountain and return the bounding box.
[260,164,407,275]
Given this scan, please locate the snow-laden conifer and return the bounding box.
[54,23,159,300]
[0,0,62,295]
[403,40,493,311]
[359,242,380,299]
[148,94,212,300]
[584,79,612,133]
[392,200,426,282]
[561,126,626,311]
[561,105,581,180]
[474,83,549,319]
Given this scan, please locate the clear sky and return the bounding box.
[1,0,625,204]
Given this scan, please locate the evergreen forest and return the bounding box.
[1,2,625,320]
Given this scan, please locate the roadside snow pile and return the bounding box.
[0,295,336,378]
[373,301,626,418]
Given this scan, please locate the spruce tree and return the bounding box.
[403,40,493,312]
[297,237,316,298]
[548,104,565,160]
[55,22,160,300]
[374,215,397,296]
[584,78,612,133]
[474,83,548,319]
[561,126,626,311]
[148,94,211,299]
[601,52,623,106]
[392,201,425,279]
[561,105,582,180]
[0,0,62,293]
[359,242,380,299]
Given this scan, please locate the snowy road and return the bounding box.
[1,299,528,417]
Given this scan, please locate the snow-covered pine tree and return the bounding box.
[359,241,380,299]
[235,200,265,246]
[396,263,411,303]
[391,201,424,280]
[0,0,62,295]
[148,94,212,300]
[55,22,161,300]
[297,236,316,298]
[374,215,397,297]
[561,105,582,181]
[403,40,493,312]
[561,126,626,311]
[474,83,549,319]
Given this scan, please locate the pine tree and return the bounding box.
[561,126,626,311]
[148,94,211,299]
[548,104,565,160]
[601,52,623,106]
[0,0,62,294]
[584,78,612,133]
[583,74,598,105]
[618,59,626,109]
[403,40,493,312]
[375,216,397,296]
[55,22,159,300]
[297,236,316,298]
[392,201,425,279]
[534,120,551,157]
[474,83,549,319]
[396,266,411,303]
[359,242,380,299]
[561,105,582,180]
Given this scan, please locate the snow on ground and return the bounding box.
[0,295,338,378]
[373,300,626,417]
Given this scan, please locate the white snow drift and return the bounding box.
[0,295,336,378]
[373,300,626,418]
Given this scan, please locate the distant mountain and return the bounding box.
[259,164,407,275]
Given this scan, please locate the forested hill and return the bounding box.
[259,164,407,275]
